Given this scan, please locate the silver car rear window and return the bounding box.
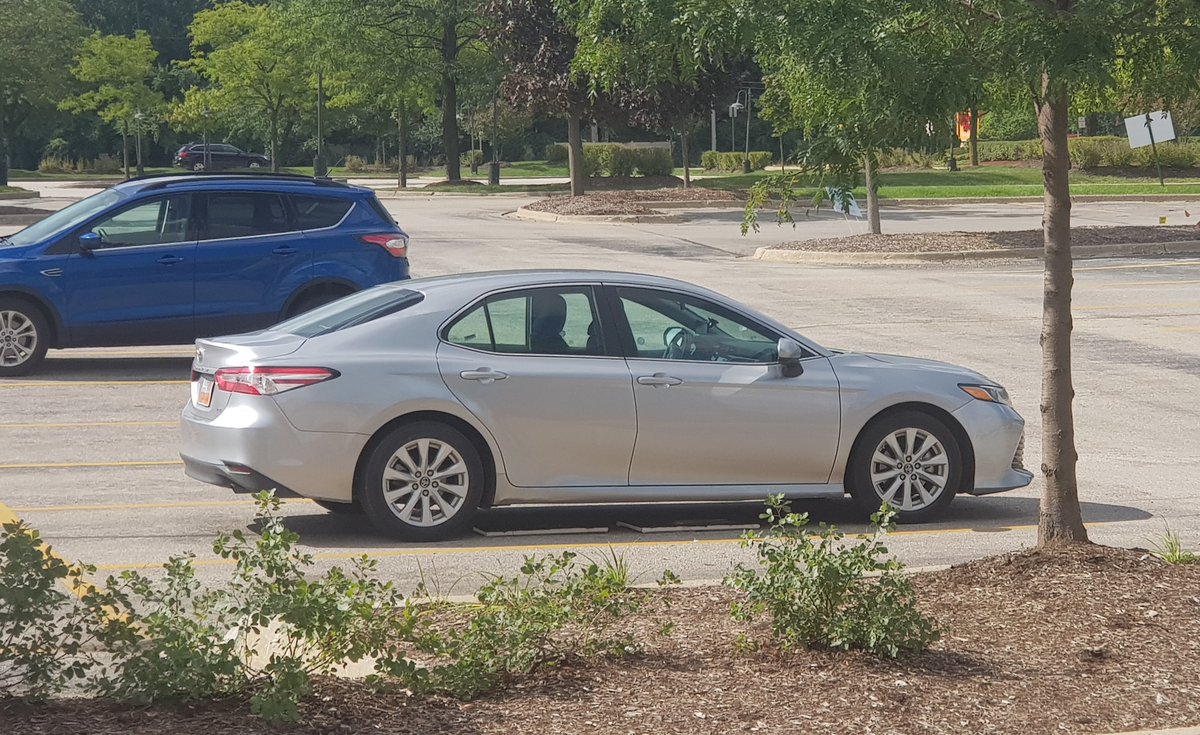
[274,287,424,337]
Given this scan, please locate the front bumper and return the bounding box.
[179,391,369,503]
[951,399,1034,495]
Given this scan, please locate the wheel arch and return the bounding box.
[0,289,64,348]
[352,410,499,509]
[842,401,976,495]
[281,279,358,318]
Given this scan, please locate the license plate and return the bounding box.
[196,376,215,408]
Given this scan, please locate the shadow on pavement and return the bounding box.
[279,495,1153,550]
[7,355,193,381]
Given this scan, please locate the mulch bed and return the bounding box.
[775,225,1200,253]
[4,545,1199,735]
[527,187,743,216]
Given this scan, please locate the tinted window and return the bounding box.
[214,144,239,154]
[272,287,424,337]
[85,196,192,249]
[291,196,352,229]
[203,192,290,239]
[616,287,778,363]
[445,287,603,356]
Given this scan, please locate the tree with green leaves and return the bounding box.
[176,1,310,171]
[62,31,166,179]
[0,0,85,185]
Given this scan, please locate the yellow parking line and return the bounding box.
[15,499,312,513]
[0,380,188,388]
[0,460,183,470]
[1075,301,1200,312]
[1089,278,1200,289]
[1074,259,1200,272]
[91,521,1114,573]
[54,351,192,358]
[0,420,176,429]
[1162,325,1200,333]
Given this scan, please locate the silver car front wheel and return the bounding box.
[848,409,961,522]
[361,421,483,540]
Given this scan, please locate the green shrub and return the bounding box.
[344,155,367,173]
[877,148,937,169]
[545,143,569,163]
[0,522,116,699]
[703,150,774,172]
[978,106,1039,140]
[635,147,674,176]
[972,139,1043,162]
[37,156,75,174]
[461,149,485,166]
[377,549,640,699]
[1150,529,1199,564]
[725,495,940,658]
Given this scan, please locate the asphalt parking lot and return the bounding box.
[2,193,1198,593]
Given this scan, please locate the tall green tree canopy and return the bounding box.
[0,0,85,184]
[63,32,166,135]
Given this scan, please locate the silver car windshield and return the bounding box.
[273,287,424,338]
[3,189,124,248]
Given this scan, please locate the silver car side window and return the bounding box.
[444,287,604,356]
[616,288,778,363]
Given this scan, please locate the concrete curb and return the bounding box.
[881,194,1200,206]
[0,190,40,200]
[513,205,682,225]
[754,239,1200,264]
[0,215,45,226]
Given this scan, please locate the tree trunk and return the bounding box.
[1,98,10,187]
[566,110,585,197]
[863,152,881,234]
[969,103,980,167]
[680,132,690,188]
[1085,112,1100,137]
[269,110,279,173]
[441,21,461,182]
[398,108,407,189]
[1037,70,1088,547]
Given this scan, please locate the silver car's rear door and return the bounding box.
[435,285,637,488]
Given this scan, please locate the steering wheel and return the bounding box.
[664,328,695,360]
[95,227,109,243]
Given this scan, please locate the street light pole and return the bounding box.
[314,70,327,178]
[742,91,752,174]
[202,106,211,171]
[134,110,145,177]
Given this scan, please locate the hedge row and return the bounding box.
[959,136,1200,169]
[701,150,774,172]
[544,143,674,177]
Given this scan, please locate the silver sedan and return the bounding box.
[180,270,1032,540]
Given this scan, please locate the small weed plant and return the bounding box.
[725,495,940,658]
[1150,528,1199,565]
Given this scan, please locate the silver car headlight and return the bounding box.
[959,383,1011,406]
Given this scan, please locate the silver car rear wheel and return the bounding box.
[848,409,961,523]
[361,421,484,540]
[381,438,471,527]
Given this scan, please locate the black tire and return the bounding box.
[286,290,348,319]
[360,421,484,541]
[846,409,962,523]
[0,298,50,377]
[313,499,362,514]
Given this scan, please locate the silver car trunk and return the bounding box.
[192,331,307,372]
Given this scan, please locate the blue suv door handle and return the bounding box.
[157,255,185,265]
[272,246,298,256]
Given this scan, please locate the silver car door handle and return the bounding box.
[637,373,683,387]
[460,368,508,383]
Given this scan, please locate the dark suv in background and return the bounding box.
[174,143,271,172]
[0,174,409,375]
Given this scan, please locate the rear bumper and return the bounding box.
[952,399,1034,495]
[179,392,369,502]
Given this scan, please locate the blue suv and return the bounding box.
[0,174,409,376]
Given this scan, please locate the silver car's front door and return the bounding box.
[613,287,841,487]
[436,286,637,488]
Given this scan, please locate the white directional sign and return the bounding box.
[1125,111,1176,149]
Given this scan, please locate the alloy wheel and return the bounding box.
[0,310,38,368]
[868,427,949,512]
[381,438,471,527]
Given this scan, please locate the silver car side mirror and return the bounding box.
[778,337,805,378]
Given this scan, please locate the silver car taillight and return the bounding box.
[214,367,339,396]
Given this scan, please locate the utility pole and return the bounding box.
[314,70,327,178]
[202,106,211,171]
[710,108,717,152]
[743,92,752,174]
[134,110,145,177]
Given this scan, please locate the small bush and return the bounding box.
[725,495,940,658]
[701,150,721,170]
[1150,529,1199,564]
[634,147,674,176]
[376,550,641,699]
[0,522,115,699]
[344,155,367,172]
[37,156,75,174]
[877,148,937,169]
[461,149,485,167]
[545,143,569,163]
